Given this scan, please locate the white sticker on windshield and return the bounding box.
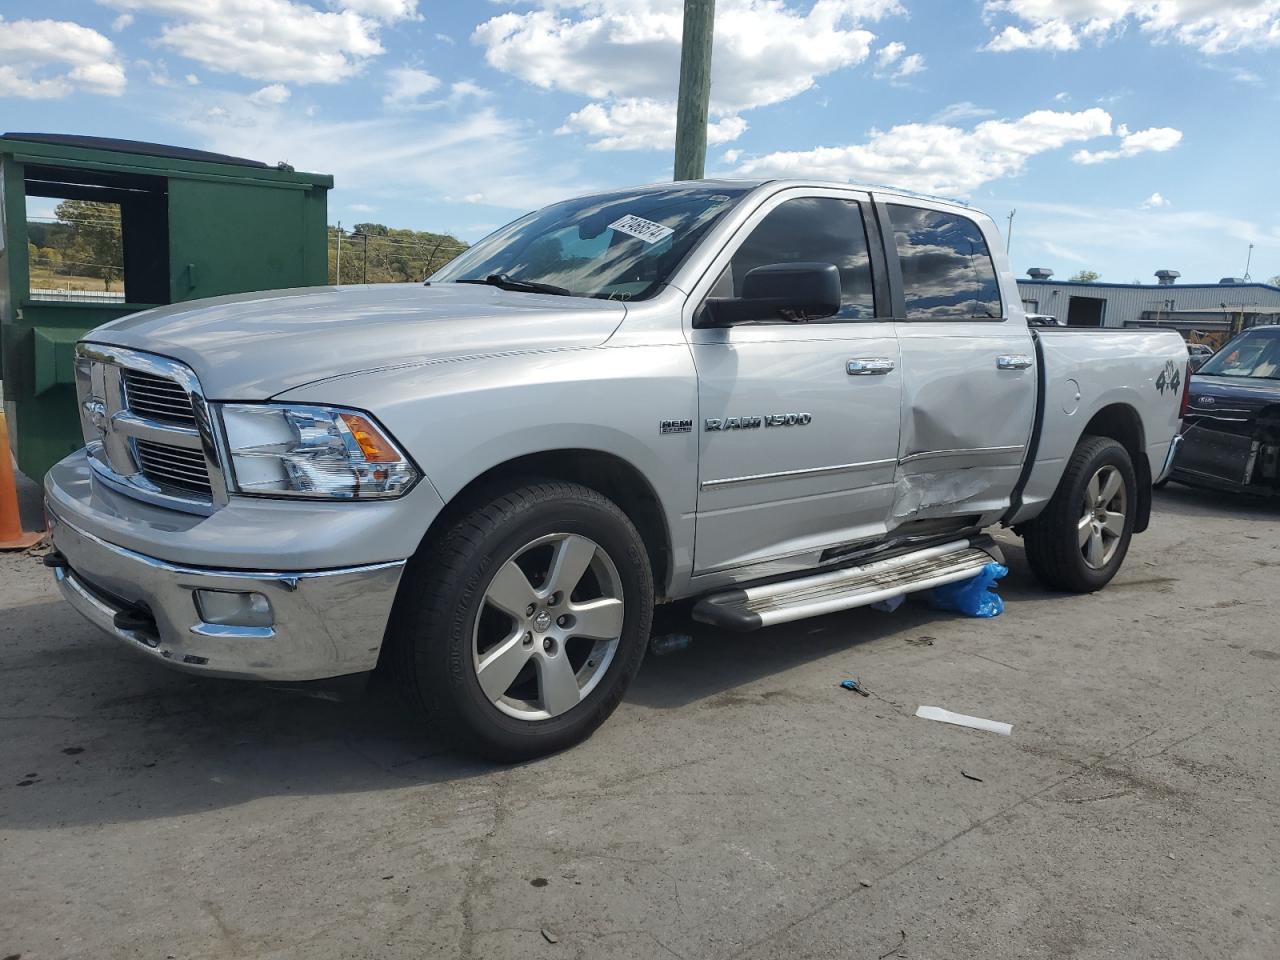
[609,214,674,245]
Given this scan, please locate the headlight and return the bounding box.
[218,404,419,499]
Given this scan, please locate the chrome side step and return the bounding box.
[692,538,1002,632]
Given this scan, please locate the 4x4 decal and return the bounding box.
[1155,359,1182,396]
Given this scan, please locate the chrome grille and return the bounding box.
[76,343,225,514]
[133,439,214,497]
[122,369,198,427]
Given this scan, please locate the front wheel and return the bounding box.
[1023,436,1137,593]
[388,480,654,761]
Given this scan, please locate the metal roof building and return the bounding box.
[1016,269,1280,341]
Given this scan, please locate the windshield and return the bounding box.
[430,184,749,301]
[1197,330,1280,379]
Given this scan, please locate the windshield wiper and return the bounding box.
[457,274,571,296]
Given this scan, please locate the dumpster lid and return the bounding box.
[1,133,270,169]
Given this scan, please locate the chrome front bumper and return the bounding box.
[48,508,405,681]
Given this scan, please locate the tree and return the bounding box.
[328,222,469,284]
[1069,269,1100,282]
[1268,275,1280,287]
[54,199,123,290]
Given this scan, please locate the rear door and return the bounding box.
[688,188,901,576]
[880,200,1037,528]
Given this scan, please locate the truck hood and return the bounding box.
[87,283,628,399]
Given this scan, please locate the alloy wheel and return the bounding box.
[1078,464,1127,570]
[472,533,625,721]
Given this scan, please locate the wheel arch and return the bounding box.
[418,449,674,598]
[1080,402,1151,532]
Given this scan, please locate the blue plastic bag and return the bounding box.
[928,562,1008,618]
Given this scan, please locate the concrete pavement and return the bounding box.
[1,485,1277,959]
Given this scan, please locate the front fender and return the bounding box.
[278,345,700,575]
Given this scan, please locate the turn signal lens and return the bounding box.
[338,413,400,463]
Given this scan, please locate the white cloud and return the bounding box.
[556,97,747,151]
[248,82,291,105]
[876,41,905,67]
[112,13,134,31]
[985,19,1079,51]
[735,108,1119,196]
[984,1,1280,54]
[895,52,926,76]
[383,67,440,106]
[477,1,900,112]
[1053,91,1070,101]
[99,1,418,84]
[872,39,924,78]
[338,0,420,21]
[184,99,592,212]
[1072,125,1182,164]
[348,203,377,213]
[475,0,901,150]
[1142,192,1169,208]
[0,17,126,98]
[185,73,199,85]
[721,148,743,164]
[931,101,997,123]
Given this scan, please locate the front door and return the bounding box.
[881,201,1037,528]
[688,190,902,576]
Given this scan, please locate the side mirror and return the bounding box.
[699,261,842,327]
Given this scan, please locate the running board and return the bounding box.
[692,538,1003,632]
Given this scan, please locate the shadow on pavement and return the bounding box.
[0,538,1059,829]
[627,541,1054,710]
[1154,480,1280,520]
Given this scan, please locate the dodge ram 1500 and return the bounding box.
[44,179,1189,758]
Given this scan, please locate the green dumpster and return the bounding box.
[0,133,332,479]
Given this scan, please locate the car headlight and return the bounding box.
[218,404,419,499]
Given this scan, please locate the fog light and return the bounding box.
[194,590,274,628]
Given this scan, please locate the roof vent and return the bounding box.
[1155,269,1180,286]
[1218,277,1246,285]
[1027,267,1053,280]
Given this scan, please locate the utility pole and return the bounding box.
[335,221,342,285]
[1005,209,1016,255]
[673,0,716,181]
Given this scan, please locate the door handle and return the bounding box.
[847,358,895,376]
[997,355,1034,370]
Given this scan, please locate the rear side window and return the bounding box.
[723,197,876,320]
[887,205,1002,320]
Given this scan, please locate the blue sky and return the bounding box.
[3,0,1279,283]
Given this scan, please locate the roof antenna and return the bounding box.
[1243,242,1254,281]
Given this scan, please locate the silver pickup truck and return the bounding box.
[45,179,1188,759]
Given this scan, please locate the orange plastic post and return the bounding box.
[0,410,43,550]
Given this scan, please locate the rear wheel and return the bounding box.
[388,480,653,761]
[1023,436,1137,593]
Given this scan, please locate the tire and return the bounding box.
[387,480,653,761]
[1022,436,1138,593]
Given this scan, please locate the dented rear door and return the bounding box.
[880,200,1037,529]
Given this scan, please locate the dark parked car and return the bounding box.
[1169,326,1280,495]
[1187,342,1214,371]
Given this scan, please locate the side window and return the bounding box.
[722,197,876,320]
[887,204,1003,320]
